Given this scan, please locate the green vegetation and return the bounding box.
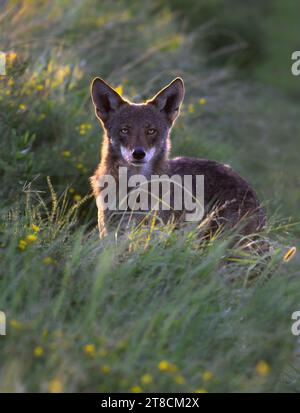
[0,0,299,392]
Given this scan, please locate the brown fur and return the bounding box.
[90,77,265,238]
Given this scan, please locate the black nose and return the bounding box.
[132,147,146,161]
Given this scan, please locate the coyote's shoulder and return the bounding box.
[90,77,265,237]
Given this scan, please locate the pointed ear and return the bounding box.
[148,77,184,123]
[91,77,125,123]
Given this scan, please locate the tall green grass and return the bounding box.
[0,0,299,392]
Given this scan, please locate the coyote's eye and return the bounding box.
[120,128,129,134]
[147,128,156,135]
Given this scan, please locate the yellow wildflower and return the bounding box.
[69,187,75,194]
[43,256,54,265]
[76,163,84,170]
[34,346,44,357]
[10,319,22,329]
[47,61,53,74]
[130,385,142,393]
[26,234,37,243]
[56,65,70,83]
[7,51,17,63]
[73,194,82,202]
[78,123,92,135]
[158,360,169,371]
[188,103,195,113]
[36,84,44,91]
[255,360,270,377]
[18,239,27,250]
[174,375,185,384]
[115,85,123,95]
[48,378,63,393]
[83,343,96,355]
[32,224,40,232]
[141,374,152,384]
[42,329,49,339]
[199,97,206,105]
[7,78,14,86]
[101,365,111,374]
[19,104,27,111]
[158,360,177,372]
[195,388,208,393]
[82,124,90,129]
[202,370,213,381]
[61,150,71,157]
[283,246,296,262]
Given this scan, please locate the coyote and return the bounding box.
[90,77,265,238]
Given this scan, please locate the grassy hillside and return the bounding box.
[0,0,299,392]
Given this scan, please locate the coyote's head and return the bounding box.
[91,77,184,168]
